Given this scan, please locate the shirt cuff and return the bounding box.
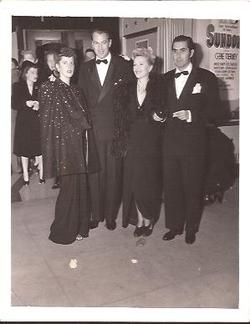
[187,110,192,123]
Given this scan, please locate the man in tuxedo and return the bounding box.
[78,28,133,230]
[155,35,220,244]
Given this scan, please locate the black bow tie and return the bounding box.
[175,71,189,78]
[96,59,108,65]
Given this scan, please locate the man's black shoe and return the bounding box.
[52,183,60,189]
[162,230,182,241]
[89,220,99,229]
[185,231,196,244]
[106,221,116,231]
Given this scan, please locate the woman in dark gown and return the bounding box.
[39,47,99,245]
[114,48,164,237]
[12,61,44,185]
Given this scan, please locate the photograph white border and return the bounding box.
[0,1,249,322]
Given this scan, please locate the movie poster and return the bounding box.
[206,20,239,118]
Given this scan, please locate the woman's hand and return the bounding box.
[26,100,34,108]
[152,112,166,123]
[32,101,39,111]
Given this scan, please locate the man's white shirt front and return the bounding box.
[96,52,111,86]
[175,62,192,99]
[175,62,192,122]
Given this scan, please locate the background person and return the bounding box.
[11,58,21,174]
[84,48,96,62]
[12,61,44,185]
[38,50,58,84]
[38,49,60,189]
[19,50,37,66]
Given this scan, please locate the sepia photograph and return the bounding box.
[1,0,249,322]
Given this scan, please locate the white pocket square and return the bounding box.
[192,83,202,94]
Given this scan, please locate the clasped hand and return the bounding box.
[26,100,39,111]
[172,110,190,121]
[153,109,191,122]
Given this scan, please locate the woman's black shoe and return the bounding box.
[52,183,60,189]
[39,178,45,184]
[143,222,154,237]
[89,220,99,229]
[133,226,145,237]
[23,180,29,186]
[214,190,224,203]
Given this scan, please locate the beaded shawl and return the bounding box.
[39,79,99,178]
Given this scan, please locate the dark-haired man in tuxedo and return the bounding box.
[78,29,133,231]
[154,35,220,244]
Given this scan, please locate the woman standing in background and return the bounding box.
[12,61,44,185]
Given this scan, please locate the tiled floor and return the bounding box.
[11,174,239,308]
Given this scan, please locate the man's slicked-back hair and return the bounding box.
[172,35,195,51]
[91,28,111,40]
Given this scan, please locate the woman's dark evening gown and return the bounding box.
[39,79,99,244]
[122,79,163,227]
[12,81,42,158]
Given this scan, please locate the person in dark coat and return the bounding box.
[11,58,21,174]
[78,28,133,230]
[154,35,220,244]
[38,50,58,84]
[39,47,99,245]
[12,61,44,185]
[113,47,164,237]
[38,50,60,189]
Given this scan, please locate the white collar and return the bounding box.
[96,52,111,63]
[175,62,192,74]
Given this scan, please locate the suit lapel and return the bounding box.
[97,56,115,103]
[168,71,178,108]
[89,60,102,92]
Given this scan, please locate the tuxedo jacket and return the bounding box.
[163,67,220,156]
[78,55,133,141]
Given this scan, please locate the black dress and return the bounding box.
[39,79,99,244]
[12,81,42,157]
[120,78,164,227]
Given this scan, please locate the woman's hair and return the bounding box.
[20,60,38,81]
[54,47,76,65]
[132,47,156,65]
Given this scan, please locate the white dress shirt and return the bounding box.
[175,62,193,122]
[175,62,192,99]
[96,52,111,86]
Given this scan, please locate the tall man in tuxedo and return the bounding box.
[155,35,220,244]
[78,29,133,230]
